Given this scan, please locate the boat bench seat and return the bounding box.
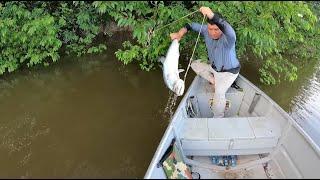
[180,116,281,156]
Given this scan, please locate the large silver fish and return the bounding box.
[159,39,185,96]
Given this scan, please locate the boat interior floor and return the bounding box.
[189,155,279,179]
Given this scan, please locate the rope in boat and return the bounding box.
[183,14,206,83]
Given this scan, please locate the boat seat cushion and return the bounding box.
[181,117,281,156]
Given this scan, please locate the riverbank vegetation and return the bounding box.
[1,1,319,85]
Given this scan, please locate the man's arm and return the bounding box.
[170,22,206,41]
[210,14,236,47]
[185,23,206,35]
[200,6,236,47]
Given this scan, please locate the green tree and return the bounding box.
[52,1,106,57]
[0,2,61,73]
[0,1,107,75]
[1,1,319,85]
[94,1,319,85]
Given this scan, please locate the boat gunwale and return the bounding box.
[145,74,320,178]
[238,74,320,157]
[144,75,200,178]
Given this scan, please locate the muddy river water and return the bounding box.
[0,31,319,178]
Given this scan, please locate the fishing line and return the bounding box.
[183,14,206,82]
[153,10,199,33]
[147,10,199,46]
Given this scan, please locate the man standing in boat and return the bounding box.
[170,6,241,118]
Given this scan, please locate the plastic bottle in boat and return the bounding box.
[212,156,217,165]
[223,156,229,166]
[217,156,224,166]
[230,155,237,167]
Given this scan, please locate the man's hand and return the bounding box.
[170,27,187,41]
[200,6,214,19]
[170,32,181,41]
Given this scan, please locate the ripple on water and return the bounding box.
[0,113,50,168]
[289,64,320,145]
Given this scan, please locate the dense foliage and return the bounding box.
[1,1,319,85]
[0,2,61,73]
[95,1,319,85]
[0,1,106,74]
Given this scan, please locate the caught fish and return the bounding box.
[159,39,185,96]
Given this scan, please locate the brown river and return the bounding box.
[0,31,319,178]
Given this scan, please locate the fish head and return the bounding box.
[173,79,185,96]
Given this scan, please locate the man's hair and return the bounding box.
[207,12,225,32]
